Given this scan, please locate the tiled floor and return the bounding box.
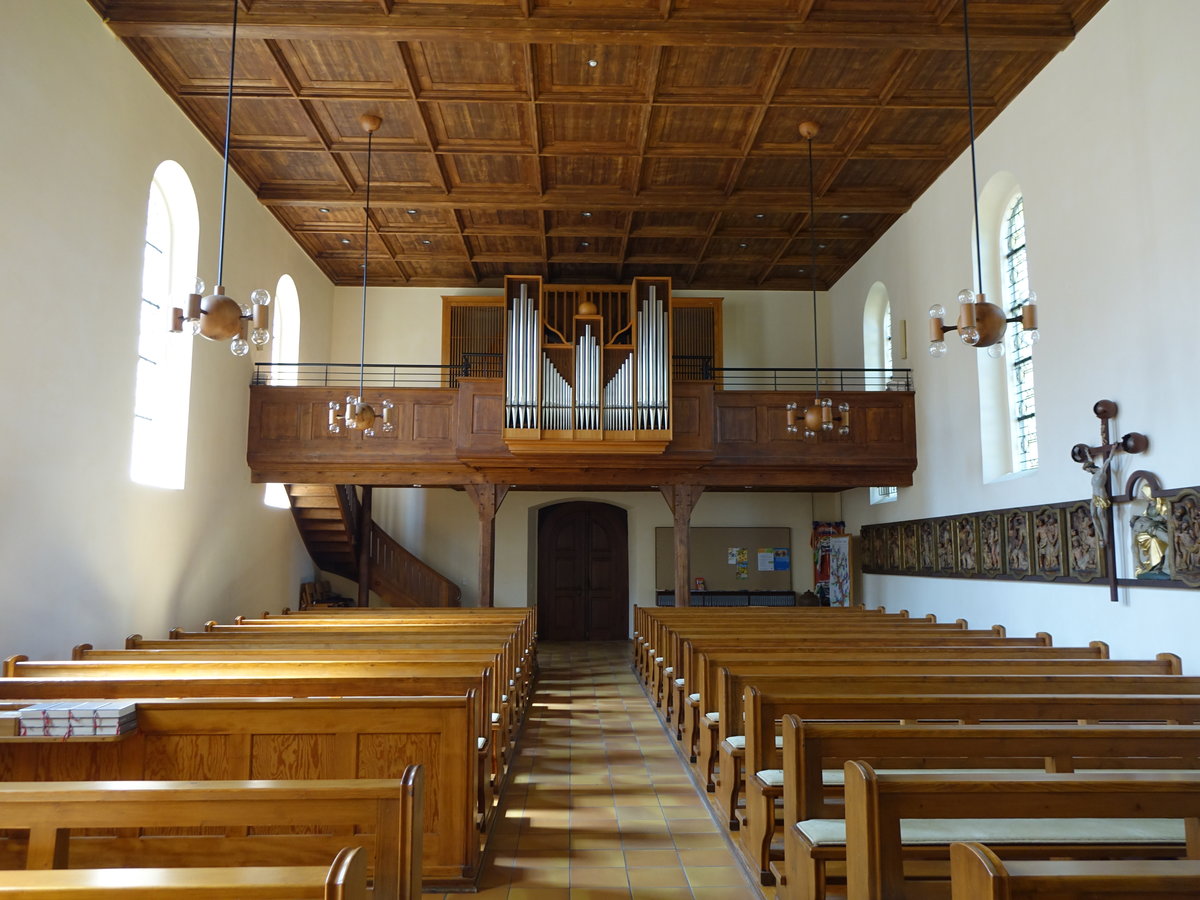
[441,641,765,899]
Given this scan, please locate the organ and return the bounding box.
[503,275,672,454]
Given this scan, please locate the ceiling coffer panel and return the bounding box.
[93,0,1106,287]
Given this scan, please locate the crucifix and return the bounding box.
[1070,400,1149,602]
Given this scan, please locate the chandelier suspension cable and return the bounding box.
[358,122,375,403]
[807,130,820,387]
[962,0,984,297]
[215,0,238,287]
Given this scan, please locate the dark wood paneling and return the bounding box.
[95,0,1106,288]
[248,383,914,489]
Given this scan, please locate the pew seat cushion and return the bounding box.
[491,713,501,724]
[723,734,783,750]
[689,693,700,703]
[756,769,784,787]
[664,667,674,675]
[821,767,1031,786]
[675,678,685,687]
[795,817,1186,848]
[705,712,719,722]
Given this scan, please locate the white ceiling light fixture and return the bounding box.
[170,0,271,357]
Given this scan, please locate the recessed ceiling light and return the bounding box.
[318,207,331,213]
[580,241,590,248]
[421,239,432,245]
[739,242,748,248]
[840,213,851,220]
[340,238,351,244]
[581,211,592,218]
[406,208,418,215]
[797,267,805,273]
[818,243,827,249]
[754,213,766,219]
[587,59,598,68]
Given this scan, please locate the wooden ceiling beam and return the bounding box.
[101,13,1076,53]
[257,188,913,214]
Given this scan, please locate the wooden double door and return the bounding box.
[536,502,629,642]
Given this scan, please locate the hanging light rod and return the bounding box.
[928,0,1039,359]
[786,121,849,440]
[170,0,271,357]
[329,113,393,437]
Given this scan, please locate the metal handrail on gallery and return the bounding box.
[711,367,912,392]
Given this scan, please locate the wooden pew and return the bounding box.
[712,669,1200,828]
[0,696,477,890]
[775,721,1200,896]
[0,846,368,899]
[0,774,421,900]
[949,841,1200,900]
[732,691,1200,900]
[843,764,1200,900]
[677,643,1143,759]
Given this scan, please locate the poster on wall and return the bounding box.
[773,548,790,571]
[827,535,852,606]
[757,549,775,571]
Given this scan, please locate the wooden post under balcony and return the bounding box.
[357,486,373,608]
[466,483,510,608]
[660,484,704,608]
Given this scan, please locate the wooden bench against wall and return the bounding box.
[0,845,368,900]
[0,773,420,900]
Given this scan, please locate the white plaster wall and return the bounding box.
[0,4,335,658]
[372,487,817,618]
[825,0,1200,669]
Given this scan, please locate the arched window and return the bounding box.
[862,282,897,504]
[131,161,198,489]
[1000,194,1038,471]
[270,273,301,385]
[264,274,302,508]
[976,174,1038,481]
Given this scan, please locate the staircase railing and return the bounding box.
[368,522,462,608]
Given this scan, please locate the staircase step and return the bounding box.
[300,521,346,532]
[291,497,341,509]
[294,509,343,521]
[287,485,337,497]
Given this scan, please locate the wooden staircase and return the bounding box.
[285,484,461,607]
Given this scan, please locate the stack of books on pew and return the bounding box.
[16,701,138,737]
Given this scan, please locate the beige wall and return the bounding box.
[825,0,1200,669]
[347,284,832,613]
[0,4,335,658]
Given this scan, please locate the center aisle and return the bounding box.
[462,641,764,900]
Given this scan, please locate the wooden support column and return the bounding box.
[660,484,704,608]
[465,483,510,608]
[356,486,373,608]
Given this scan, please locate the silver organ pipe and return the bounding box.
[506,284,541,428]
[542,354,571,430]
[604,355,633,431]
[636,286,668,429]
[574,324,600,430]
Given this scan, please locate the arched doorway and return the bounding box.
[536,502,629,641]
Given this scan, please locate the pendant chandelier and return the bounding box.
[328,113,394,437]
[927,0,1040,358]
[170,0,271,356]
[786,121,849,439]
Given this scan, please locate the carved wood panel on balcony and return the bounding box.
[248,382,914,489]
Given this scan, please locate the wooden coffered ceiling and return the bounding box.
[91,0,1107,290]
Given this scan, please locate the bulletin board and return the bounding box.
[655,527,792,591]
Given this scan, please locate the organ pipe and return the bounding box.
[505,279,670,438]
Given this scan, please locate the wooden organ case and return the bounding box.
[503,276,672,454]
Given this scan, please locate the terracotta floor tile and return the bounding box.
[477,642,767,900]
[626,866,690,888]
